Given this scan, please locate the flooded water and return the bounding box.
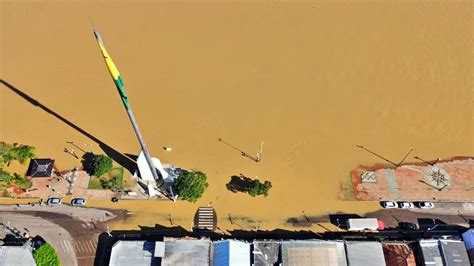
[1,1,472,231]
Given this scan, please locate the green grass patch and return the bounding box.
[88,167,124,191]
[88,175,103,189]
[33,243,61,266]
[110,167,124,186]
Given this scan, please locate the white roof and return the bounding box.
[137,150,169,182]
[0,245,36,266]
[345,241,386,266]
[109,241,156,266]
[213,240,250,266]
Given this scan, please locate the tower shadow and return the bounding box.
[1,79,137,173]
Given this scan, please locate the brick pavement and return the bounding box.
[348,157,474,202]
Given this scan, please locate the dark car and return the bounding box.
[398,222,418,230]
[71,198,86,206]
[32,236,46,249]
[111,197,119,203]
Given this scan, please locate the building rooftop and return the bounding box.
[0,244,36,266]
[382,242,416,266]
[161,238,210,266]
[462,229,474,265]
[212,240,250,266]
[253,240,280,266]
[439,239,470,266]
[281,240,347,266]
[345,241,385,266]
[418,239,443,266]
[109,240,158,266]
[26,158,54,177]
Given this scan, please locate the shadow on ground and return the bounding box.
[226,174,253,193]
[1,79,137,173]
[94,216,473,266]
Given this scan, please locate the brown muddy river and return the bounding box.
[1,1,472,231]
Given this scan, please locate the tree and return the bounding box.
[92,154,113,177]
[174,171,208,202]
[11,144,36,164]
[0,141,14,168]
[0,141,36,167]
[0,169,13,183]
[248,180,272,197]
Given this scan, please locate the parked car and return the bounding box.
[111,197,119,203]
[71,198,86,206]
[381,201,398,208]
[47,197,61,206]
[417,201,434,209]
[32,236,46,250]
[398,222,418,230]
[398,202,414,209]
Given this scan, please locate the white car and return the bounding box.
[398,202,414,209]
[47,197,62,206]
[381,201,398,208]
[71,198,86,206]
[417,201,434,209]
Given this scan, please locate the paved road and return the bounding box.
[0,203,116,223]
[0,204,119,266]
[0,212,78,266]
[54,238,98,261]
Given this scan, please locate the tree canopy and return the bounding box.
[92,154,113,177]
[248,180,272,197]
[174,171,209,202]
[0,141,36,168]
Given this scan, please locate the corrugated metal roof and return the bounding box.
[419,240,443,266]
[253,240,280,266]
[439,240,470,266]
[281,240,347,266]
[161,238,210,266]
[345,241,385,266]
[109,240,157,266]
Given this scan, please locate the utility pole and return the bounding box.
[219,138,263,163]
[256,141,264,162]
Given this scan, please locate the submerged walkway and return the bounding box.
[348,157,474,202]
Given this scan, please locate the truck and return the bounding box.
[346,218,384,231]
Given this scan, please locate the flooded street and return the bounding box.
[1,1,472,231]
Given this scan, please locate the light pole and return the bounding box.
[414,156,440,166]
